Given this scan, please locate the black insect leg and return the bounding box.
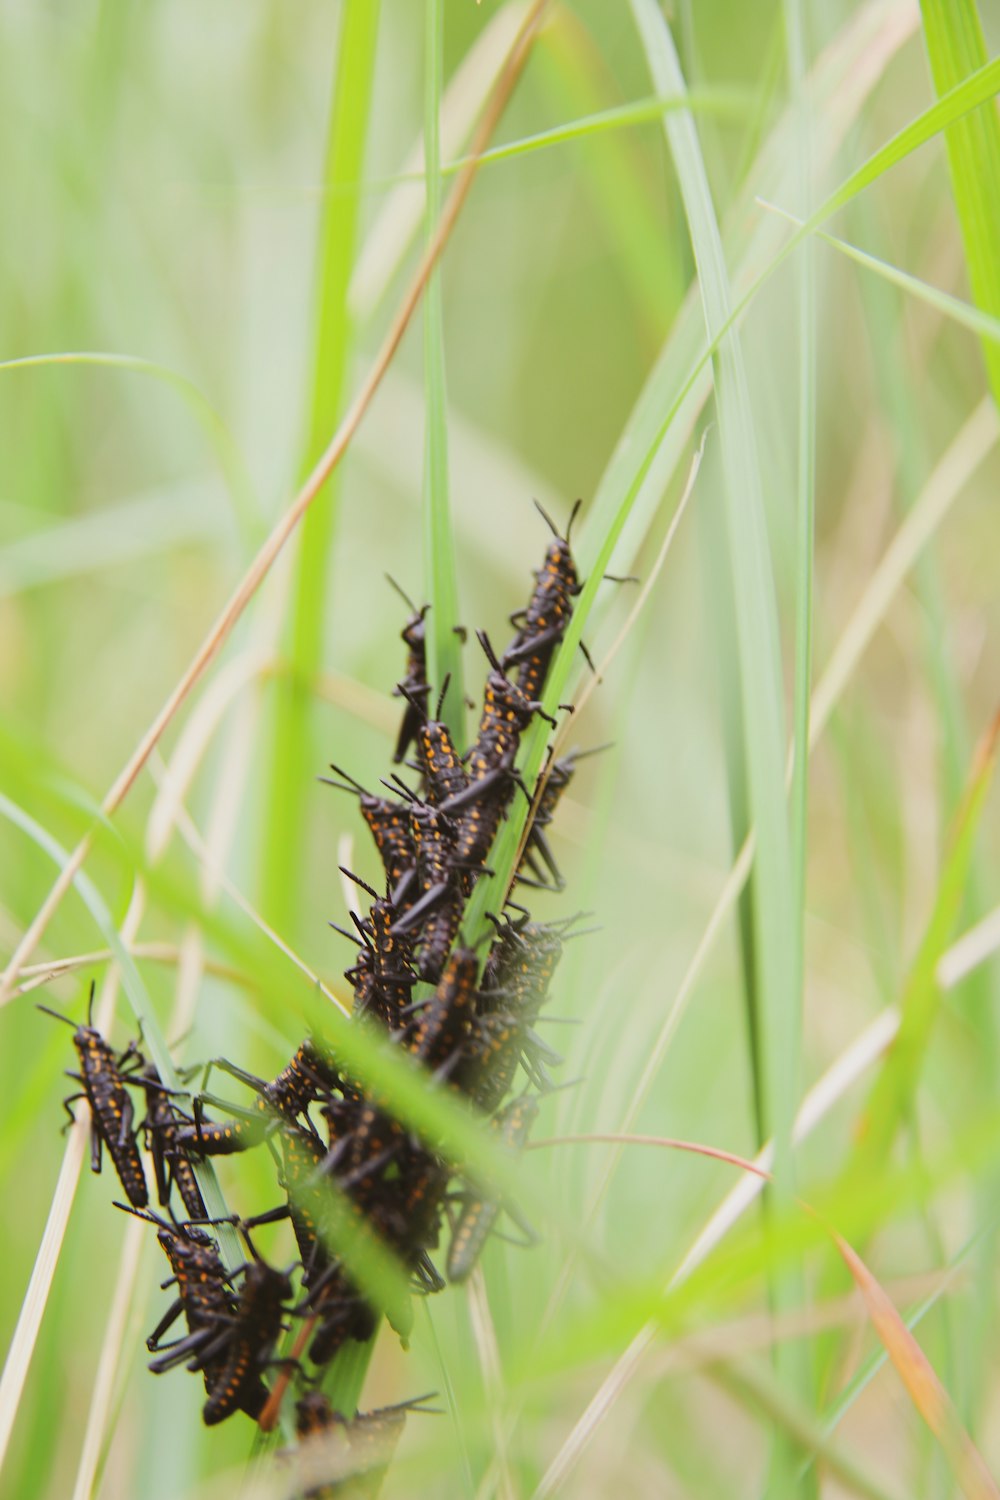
[117,1088,135,1150]
[209,1057,267,1097]
[242,1204,291,1232]
[437,767,507,815]
[61,1092,85,1131]
[148,1326,222,1373]
[390,881,449,936]
[146,1298,185,1351]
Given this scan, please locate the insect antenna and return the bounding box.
[113,1200,175,1232]
[382,774,417,802]
[397,683,430,721]
[385,573,417,612]
[475,630,504,674]
[35,1002,76,1029]
[328,921,362,947]
[338,866,381,904]
[532,499,559,538]
[325,762,367,795]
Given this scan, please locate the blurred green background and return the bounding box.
[3,1,1000,1496]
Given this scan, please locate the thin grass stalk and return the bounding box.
[262,0,382,935]
[626,7,804,1487]
[446,86,754,176]
[423,0,464,744]
[783,0,819,1484]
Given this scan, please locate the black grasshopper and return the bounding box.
[137,1064,207,1221]
[183,1255,294,1427]
[398,677,470,807]
[321,763,416,902]
[114,1202,250,1403]
[293,1389,437,1497]
[446,1094,540,1282]
[337,871,417,1029]
[387,577,430,764]
[178,1037,341,1158]
[303,1251,379,1369]
[517,745,608,890]
[480,915,566,1016]
[502,499,585,703]
[436,633,553,873]
[405,946,480,1082]
[39,986,149,1208]
[387,798,466,984]
[470,918,570,1105]
[461,1009,561,1113]
[243,1122,333,1293]
[300,1157,409,1366]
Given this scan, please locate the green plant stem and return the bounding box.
[262,0,382,934]
[423,0,464,745]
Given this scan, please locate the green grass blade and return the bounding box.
[919,0,1000,408]
[422,0,464,744]
[767,207,1000,348]
[853,715,1000,1174]
[784,0,816,1046]
[785,1,818,1485]
[262,0,382,934]
[0,352,259,542]
[445,87,754,175]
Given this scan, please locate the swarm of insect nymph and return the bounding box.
[43,501,604,1495]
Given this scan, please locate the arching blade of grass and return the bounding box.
[422,0,464,745]
[627,6,803,1489]
[262,0,382,935]
[445,86,755,176]
[802,1211,1000,1488]
[766,206,1000,347]
[833,1233,1000,1500]
[852,711,1000,1176]
[0,791,241,1268]
[919,0,1000,409]
[0,352,259,542]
